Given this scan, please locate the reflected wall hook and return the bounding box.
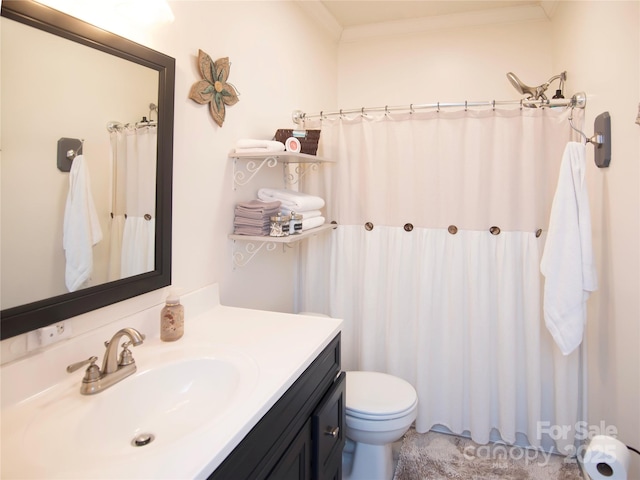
[57,137,84,172]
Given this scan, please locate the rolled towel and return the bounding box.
[236,139,285,152]
[280,208,322,220]
[257,188,325,211]
[301,216,325,231]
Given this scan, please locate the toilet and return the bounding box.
[343,371,418,480]
[298,310,417,480]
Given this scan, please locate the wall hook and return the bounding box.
[57,137,84,172]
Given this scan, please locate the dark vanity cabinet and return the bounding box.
[209,334,345,480]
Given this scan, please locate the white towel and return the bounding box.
[257,188,325,211]
[235,139,285,153]
[301,216,325,231]
[540,142,597,355]
[63,155,103,292]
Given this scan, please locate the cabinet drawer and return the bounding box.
[312,371,346,479]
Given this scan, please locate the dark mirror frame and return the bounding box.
[1,0,174,340]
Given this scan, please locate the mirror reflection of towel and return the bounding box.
[63,155,103,292]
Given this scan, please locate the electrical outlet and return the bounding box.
[26,322,72,350]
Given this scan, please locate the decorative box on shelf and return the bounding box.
[274,129,321,155]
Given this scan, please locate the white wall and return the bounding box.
[337,18,553,106]
[551,2,640,478]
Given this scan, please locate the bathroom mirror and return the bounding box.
[0,0,175,340]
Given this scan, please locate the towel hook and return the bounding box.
[569,108,612,168]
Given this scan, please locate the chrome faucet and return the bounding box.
[67,328,145,395]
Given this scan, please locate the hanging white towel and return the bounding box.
[541,142,597,355]
[63,155,103,292]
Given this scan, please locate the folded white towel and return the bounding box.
[280,208,322,220]
[301,216,325,231]
[63,155,103,292]
[257,188,325,211]
[540,142,597,355]
[235,139,285,152]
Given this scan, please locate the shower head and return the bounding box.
[506,71,567,102]
[506,72,536,97]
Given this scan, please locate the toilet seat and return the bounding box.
[346,371,418,420]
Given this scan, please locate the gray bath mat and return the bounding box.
[393,428,583,480]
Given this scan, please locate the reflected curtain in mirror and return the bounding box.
[108,123,157,280]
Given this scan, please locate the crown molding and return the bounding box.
[294,0,343,42]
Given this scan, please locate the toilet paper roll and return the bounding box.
[285,137,301,153]
[583,435,630,480]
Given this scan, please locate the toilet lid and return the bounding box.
[346,371,417,419]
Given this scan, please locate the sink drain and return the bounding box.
[132,433,155,447]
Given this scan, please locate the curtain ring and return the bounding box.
[464,101,468,112]
[339,109,344,118]
[520,99,523,110]
[364,222,374,231]
[409,104,414,114]
[385,105,389,116]
[448,225,458,235]
[404,223,414,232]
[490,226,501,235]
[437,102,440,112]
[535,228,542,238]
[361,107,365,117]
[492,100,496,111]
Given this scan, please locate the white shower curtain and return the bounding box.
[298,107,585,455]
[108,125,157,279]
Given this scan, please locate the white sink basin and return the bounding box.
[1,344,258,478]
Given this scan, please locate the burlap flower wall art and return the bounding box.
[189,49,239,127]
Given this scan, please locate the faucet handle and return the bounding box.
[67,356,98,373]
[119,342,135,366]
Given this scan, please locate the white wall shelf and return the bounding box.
[230,151,334,188]
[229,224,335,267]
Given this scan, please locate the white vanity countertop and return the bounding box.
[188,305,343,479]
[0,301,342,479]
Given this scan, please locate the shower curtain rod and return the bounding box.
[294,92,587,122]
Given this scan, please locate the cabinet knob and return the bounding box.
[324,426,340,437]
